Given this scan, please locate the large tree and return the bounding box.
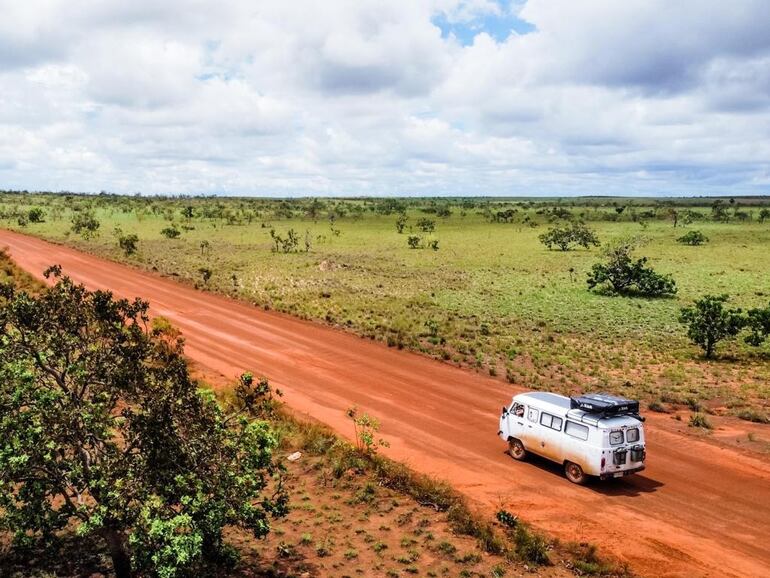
[0,267,287,577]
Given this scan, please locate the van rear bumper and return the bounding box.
[600,465,645,480]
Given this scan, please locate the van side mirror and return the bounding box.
[501,406,508,415]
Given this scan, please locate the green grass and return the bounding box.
[2,193,770,411]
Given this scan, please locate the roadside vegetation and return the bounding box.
[0,261,627,577]
[2,192,770,421]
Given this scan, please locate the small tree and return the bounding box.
[71,211,101,239]
[679,295,745,358]
[539,223,599,251]
[395,213,408,234]
[587,240,676,297]
[416,218,435,233]
[0,270,287,577]
[745,303,770,346]
[346,407,389,455]
[407,235,421,249]
[677,230,708,246]
[759,208,770,223]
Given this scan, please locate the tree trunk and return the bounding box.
[104,528,132,578]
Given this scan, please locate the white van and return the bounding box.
[498,392,646,484]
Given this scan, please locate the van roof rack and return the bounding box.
[570,393,641,419]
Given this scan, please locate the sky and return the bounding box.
[1,0,769,197]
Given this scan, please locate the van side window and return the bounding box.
[565,421,589,441]
[626,428,640,443]
[527,408,538,423]
[539,412,562,431]
[609,430,623,445]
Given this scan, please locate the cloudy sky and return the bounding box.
[1,0,769,196]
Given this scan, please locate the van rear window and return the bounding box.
[627,428,640,443]
[609,430,623,445]
[565,421,589,441]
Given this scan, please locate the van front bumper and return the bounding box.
[600,465,645,480]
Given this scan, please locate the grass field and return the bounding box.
[2,192,769,418]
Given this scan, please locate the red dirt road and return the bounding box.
[2,229,769,578]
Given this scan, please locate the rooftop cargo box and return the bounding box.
[570,393,640,416]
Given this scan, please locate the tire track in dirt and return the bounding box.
[2,229,769,578]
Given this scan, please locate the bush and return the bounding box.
[689,413,713,429]
[71,211,100,239]
[677,230,708,246]
[587,240,676,297]
[27,207,45,223]
[744,303,770,346]
[160,225,181,239]
[736,409,770,424]
[679,295,745,358]
[513,526,550,565]
[539,223,599,251]
[117,232,139,256]
[416,218,435,232]
[407,235,421,249]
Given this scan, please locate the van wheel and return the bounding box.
[507,438,526,461]
[564,461,587,485]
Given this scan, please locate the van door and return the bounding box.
[535,411,564,463]
[518,405,540,449]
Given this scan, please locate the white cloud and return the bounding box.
[0,0,768,195]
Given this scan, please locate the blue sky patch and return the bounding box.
[433,1,535,45]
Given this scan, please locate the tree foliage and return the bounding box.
[539,223,599,251]
[0,270,287,577]
[71,211,101,239]
[587,240,676,297]
[679,295,746,358]
[744,303,770,347]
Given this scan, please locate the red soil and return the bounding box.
[2,229,769,578]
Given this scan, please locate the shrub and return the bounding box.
[539,223,599,251]
[744,303,770,346]
[736,409,770,424]
[160,225,181,239]
[689,413,713,429]
[27,207,45,223]
[71,211,100,238]
[270,228,300,253]
[677,230,708,246]
[679,295,745,358]
[416,218,435,232]
[514,526,550,565]
[347,406,390,455]
[117,232,139,256]
[407,235,421,249]
[396,213,408,233]
[587,240,676,297]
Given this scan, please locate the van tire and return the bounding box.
[564,461,587,485]
[507,438,526,461]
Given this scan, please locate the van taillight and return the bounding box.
[601,457,606,470]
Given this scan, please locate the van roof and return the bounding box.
[515,391,571,410]
[514,391,643,428]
